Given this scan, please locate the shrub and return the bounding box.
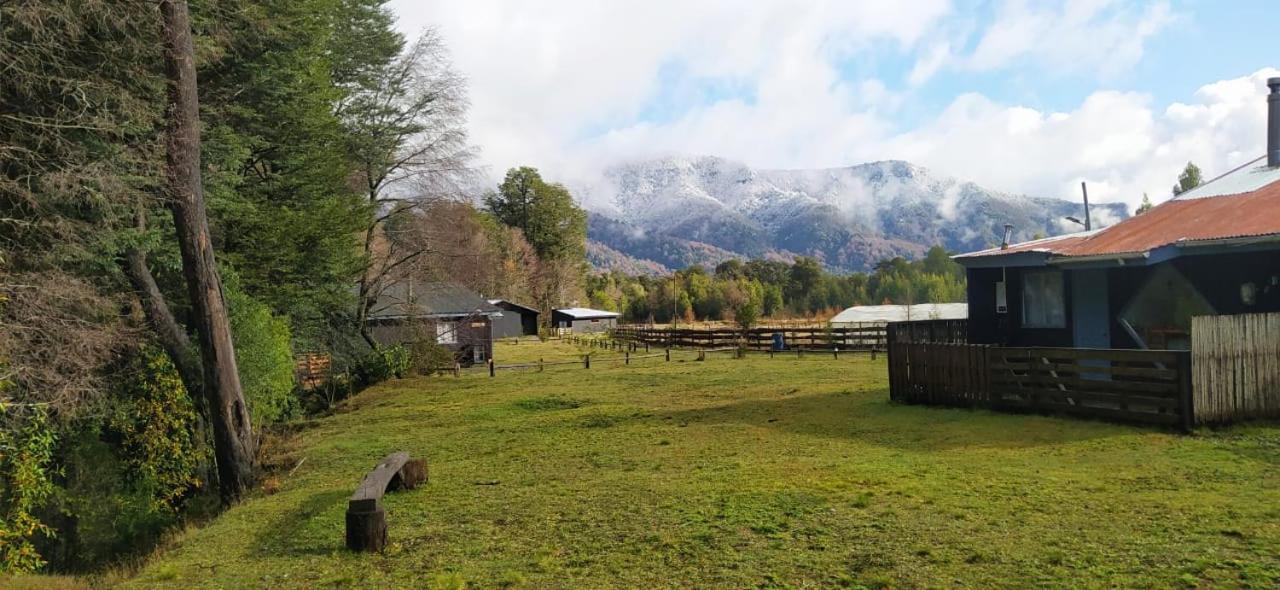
[0,405,57,574]
[36,346,208,572]
[409,341,455,374]
[107,346,205,510]
[225,276,296,424]
[354,344,410,385]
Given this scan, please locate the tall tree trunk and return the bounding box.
[160,0,255,504]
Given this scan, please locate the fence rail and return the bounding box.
[888,340,1193,429]
[612,324,887,351]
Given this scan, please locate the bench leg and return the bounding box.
[392,458,428,491]
[346,506,387,552]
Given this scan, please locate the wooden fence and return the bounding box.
[612,324,887,351]
[888,340,1193,429]
[1192,312,1280,424]
[886,319,969,345]
[295,353,332,390]
[988,347,1191,428]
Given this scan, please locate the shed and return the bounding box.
[488,299,540,338]
[365,281,502,365]
[551,307,620,334]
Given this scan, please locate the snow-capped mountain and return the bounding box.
[578,156,1128,273]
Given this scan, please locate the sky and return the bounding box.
[388,0,1279,210]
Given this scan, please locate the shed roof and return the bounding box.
[831,303,968,324]
[956,156,1280,267]
[553,307,620,319]
[367,282,502,320]
[488,299,540,315]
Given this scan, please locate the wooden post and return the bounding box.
[871,348,877,361]
[665,348,671,362]
[584,354,590,369]
[1178,351,1194,432]
[488,358,495,378]
[345,503,387,553]
[539,357,544,372]
[697,350,706,362]
[834,348,839,360]
[625,351,630,365]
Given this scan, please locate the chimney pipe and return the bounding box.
[1269,77,1280,168]
[1001,224,1013,250]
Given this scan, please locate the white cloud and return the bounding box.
[965,0,1176,77]
[885,68,1279,208]
[388,1,1271,212]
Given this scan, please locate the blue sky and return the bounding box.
[391,0,1278,209]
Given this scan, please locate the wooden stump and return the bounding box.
[345,504,387,552]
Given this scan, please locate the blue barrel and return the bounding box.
[772,332,786,351]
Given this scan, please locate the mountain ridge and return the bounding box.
[578,155,1128,273]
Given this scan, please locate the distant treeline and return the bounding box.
[586,246,966,325]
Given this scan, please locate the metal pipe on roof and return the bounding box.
[1269,77,1280,168]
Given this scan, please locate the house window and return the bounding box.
[436,321,457,344]
[591,318,601,323]
[1022,270,1065,328]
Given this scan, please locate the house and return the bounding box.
[551,307,619,333]
[954,77,1280,350]
[488,299,540,338]
[365,281,502,365]
[830,303,968,327]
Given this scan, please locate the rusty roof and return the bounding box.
[955,230,1096,259]
[956,156,1280,266]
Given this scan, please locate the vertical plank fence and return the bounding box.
[1192,312,1280,424]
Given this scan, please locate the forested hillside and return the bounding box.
[586,246,967,326]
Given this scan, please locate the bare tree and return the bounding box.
[340,29,476,345]
[159,0,254,504]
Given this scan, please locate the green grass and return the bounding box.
[123,340,1280,589]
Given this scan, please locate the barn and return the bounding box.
[488,299,540,338]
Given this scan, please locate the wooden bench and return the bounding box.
[345,451,428,552]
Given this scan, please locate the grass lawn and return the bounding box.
[123,340,1279,589]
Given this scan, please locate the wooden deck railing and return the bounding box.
[888,341,1194,429]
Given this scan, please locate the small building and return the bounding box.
[488,299,540,338]
[954,79,1280,351]
[830,303,968,327]
[551,307,620,334]
[365,282,502,365]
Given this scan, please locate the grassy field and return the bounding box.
[119,339,1279,589]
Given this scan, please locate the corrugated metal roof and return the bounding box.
[553,307,620,319]
[956,155,1280,265]
[830,303,968,324]
[367,282,502,320]
[954,230,1097,259]
[1173,156,1280,200]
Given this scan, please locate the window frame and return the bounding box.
[435,320,457,345]
[1021,269,1066,329]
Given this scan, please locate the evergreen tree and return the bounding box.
[486,167,588,262]
[1172,162,1202,196]
[1136,193,1154,214]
